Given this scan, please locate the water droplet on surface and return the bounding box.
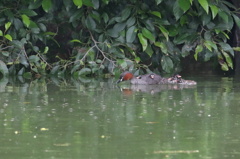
[68,108,73,112]
[89,111,94,116]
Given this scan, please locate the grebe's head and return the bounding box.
[117,72,134,83]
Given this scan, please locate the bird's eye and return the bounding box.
[150,74,155,79]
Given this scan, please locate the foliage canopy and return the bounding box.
[0,0,239,78]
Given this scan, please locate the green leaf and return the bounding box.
[161,56,173,73]
[159,25,169,41]
[154,41,167,54]
[113,22,126,32]
[0,30,2,36]
[87,51,95,61]
[5,22,11,31]
[42,0,52,12]
[145,45,154,57]
[29,55,40,63]
[50,65,60,75]
[126,17,136,27]
[142,28,155,42]
[23,72,32,79]
[218,53,229,71]
[181,44,193,57]
[155,0,163,5]
[0,60,9,77]
[44,32,57,36]
[19,9,38,17]
[70,39,83,43]
[202,14,211,27]
[43,46,49,54]
[2,51,9,57]
[173,1,184,20]
[149,11,161,18]
[71,64,80,74]
[117,59,128,69]
[202,16,211,27]
[180,15,188,25]
[219,42,234,56]
[73,0,82,8]
[194,45,203,60]
[91,11,100,24]
[121,7,131,21]
[108,22,126,37]
[221,63,229,71]
[218,11,229,23]
[137,33,148,51]
[126,25,136,43]
[107,30,117,38]
[4,34,12,41]
[33,46,39,52]
[134,57,140,63]
[210,5,218,19]
[92,0,99,9]
[222,51,233,69]
[31,27,40,33]
[204,31,211,40]
[204,40,217,52]
[102,13,109,23]
[13,18,23,30]
[208,41,217,50]
[179,0,191,12]
[232,14,240,28]
[204,42,212,51]
[21,14,31,27]
[154,41,161,48]
[78,68,91,76]
[144,19,155,31]
[29,0,42,9]
[102,0,109,4]
[82,0,93,7]
[69,10,82,23]
[85,16,96,30]
[218,30,230,39]
[31,67,38,73]
[168,26,178,37]
[18,67,25,76]
[233,47,240,51]
[204,51,213,62]
[174,33,190,44]
[198,0,209,14]
[11,40,24,48]
[20,52,29,67]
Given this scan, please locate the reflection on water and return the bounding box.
[119,83,196,95]
[0,75,240,159]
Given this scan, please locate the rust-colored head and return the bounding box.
[117,72,134,83]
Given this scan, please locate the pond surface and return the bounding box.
[0,75,240,159]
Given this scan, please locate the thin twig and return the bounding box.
[37,53,53,68]
[0,46,14,51]
[64,31,117,72]
[89,31,116,64]
[21,46,32,69]
[80,45,96,61]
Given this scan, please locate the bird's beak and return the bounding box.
[116,78,123,84]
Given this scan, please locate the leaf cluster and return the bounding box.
[0,0,239,78]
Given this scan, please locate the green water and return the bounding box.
[0,75,240,159]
